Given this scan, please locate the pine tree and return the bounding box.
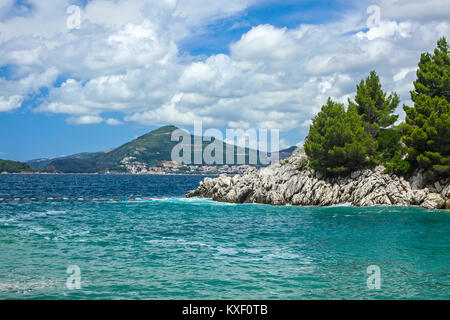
[413,37,450,101]
[402,37,450,177]
[305,98,376,175]
[349,71,400,138]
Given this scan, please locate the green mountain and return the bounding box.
[39,125,272,173]
[0,159,34,173]
[27,151,105,170]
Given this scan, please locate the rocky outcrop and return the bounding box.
[186,148,449,210]
[421,193,446,210]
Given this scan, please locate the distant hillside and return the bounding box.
[0,159,34,173]
[26,158,55,170]
[26,150,109,170]
[269,146,297,160]
[27,152,102,169]
[42,126,268,173]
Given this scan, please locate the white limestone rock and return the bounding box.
[421,193,446,210]
[185,148,446,210]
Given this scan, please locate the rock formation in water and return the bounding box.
[186,148,449,210]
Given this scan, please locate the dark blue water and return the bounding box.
[0,174,449,299]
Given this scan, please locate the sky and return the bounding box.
[0,0,449,161]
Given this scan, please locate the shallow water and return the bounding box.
[0,174,449,299]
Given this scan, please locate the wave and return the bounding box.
[142,238,305,262]
[24,210,67,219]
[216,247,239,255]
[329,202,353,207]
[144,238,210,247]
[0,278,60,293]
[265,252,301,260]
[139,197,237,206]
[0,210,68,225]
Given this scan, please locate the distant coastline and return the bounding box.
[0,172,222,176]
[21,126,291,175]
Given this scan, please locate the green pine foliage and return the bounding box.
[401,37,450,177]
[305,71,400,177]
[412,37,450,101]
[305,98,376,175]
[304,38,449,179]
[349,70,399,138]
[377,128,411,177]
[377,128,402,162]
[348,71,407,175]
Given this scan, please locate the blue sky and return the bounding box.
[179,0,358,56]
[0,0,449,161]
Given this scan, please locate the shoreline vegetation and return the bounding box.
[187,38,450,210]
[0,159,36,174]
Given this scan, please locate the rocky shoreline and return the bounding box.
[186,148,450,210]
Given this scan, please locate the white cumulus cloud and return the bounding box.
[0,95,23,112]
[106,118,122,126]
[0,0,448,138]
[67,115,103,125]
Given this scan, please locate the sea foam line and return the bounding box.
[0,197,223,205]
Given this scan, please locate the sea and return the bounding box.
[0,174,449,300]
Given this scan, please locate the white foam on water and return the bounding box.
[152,197,201,202]
[176,239,209,247]
[35,228,91,242]
[216,247,239,255]
[0,217,14,224]
[63,229,90,237]
[0,278,60,293]
[264,248,304,261]
[330,202,353,207]
[144,239,177,245]
[0,210,68,230]
[144,238,210,248]
[26,225,53,235]
[4,210,69,223]
[265,252,300,260]
[242,248,265,254]
[26,210,67,218]
[143,197,237,206]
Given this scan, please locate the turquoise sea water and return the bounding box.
[0,174,449,300]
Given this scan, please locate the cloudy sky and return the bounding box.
[0,0,449,161]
